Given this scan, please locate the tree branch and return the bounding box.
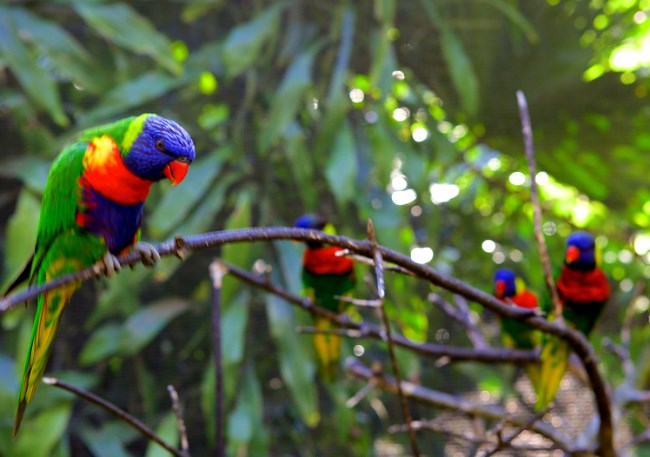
[344,359,579,454]
[224,261,537,365]
[167,385,190,457]
[43,377,186,457]
[209,260,227,457]
[2,227,613,455]
[367,219,421,457]
[516,90,562,319]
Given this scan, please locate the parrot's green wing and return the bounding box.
[534,290,570,411]
[302,270,354,382]
[13,142,107,436]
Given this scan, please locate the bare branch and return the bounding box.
[516,90,562,319]
[480,409,547,457]
[209,260,227,457]
[367,219,421,457]
[43,377,186,457]
[345,359,579,454]
[517,91,614,457]
[225,261,538,365]
[429,293,487,349]
[1,227,613,455]
[167,385,190,457]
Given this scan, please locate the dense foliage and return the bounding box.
[1,0,650,455]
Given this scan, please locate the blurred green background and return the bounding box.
[1,0,650,455]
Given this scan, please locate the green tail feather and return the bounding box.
[535,333,570,410]
[13,283,75,435]
[313,317,341,382]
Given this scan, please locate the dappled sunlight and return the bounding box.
[429,183,459,204]
[410,246,434,264]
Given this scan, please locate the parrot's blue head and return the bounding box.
[294,214,327,230]
[294,214,335,248]
[124,114,196,184]
[494,268,517,299]
[565,231,596,271]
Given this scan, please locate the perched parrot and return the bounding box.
[294,214,355,382]
[493,268,543,399]
[4,114,196,436]
[493,268,539,349]
[537,231,611,409]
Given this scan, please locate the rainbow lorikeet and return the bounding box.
[4,114,195,436]
[294,214,355,382]
[537,231,611,409]
[493,269,543,400]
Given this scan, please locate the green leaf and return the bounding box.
[145,413,179,457]
[79,324,122,366]
[74,2,181,74]
[80,299,190,364]
[478,0,539,43]
[227,364,267,455]
[325,120,358,207]
[258,46,317,151]
[148,150,225,238]
[221,291,250,366]
[7,404,71,457]
[0,156,52,193]
[121,298,191,356]
[4,6,102,92]
[221,191,253,305]
[3,189,40,290]
[221,4,285,78]
[265,293,319,427]
[79,72,184,125]
[79,422,138,457]
[0,13,68,126]
[419,0,479,115]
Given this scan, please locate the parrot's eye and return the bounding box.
[155,139,165,152]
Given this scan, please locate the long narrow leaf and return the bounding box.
[74,2,181,74]
[0,14,68,126]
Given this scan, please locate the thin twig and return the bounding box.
[335,249,415,276]
[367,219,421,457]
[516,90,562,319]
[335,295,382,307]
[209,260,227,457]
[345,359,578,453]
[345,380,377,408]
[167,385,190,457]
[226,262,538,365]
[480,408,547,457]
[296,326,363,337]
[43,377,185,457]
[429,293,487,349]
[517,91,614,457]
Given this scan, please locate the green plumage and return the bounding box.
[7,114,196,436]
[302,269,355,382]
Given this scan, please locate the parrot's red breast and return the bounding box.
[303,246,354,275]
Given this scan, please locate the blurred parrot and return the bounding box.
[4,114,196,436]
[537,231,611,409]
[493,268,543,399]
[294,214,355,382]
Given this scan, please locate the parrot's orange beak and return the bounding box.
[164,159,190,186]
[565,245,580,264]
[494,280,506,299]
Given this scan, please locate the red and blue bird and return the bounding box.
[5,113,195,436]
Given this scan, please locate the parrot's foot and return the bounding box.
[102,252,121,277]
[133,242,160,267]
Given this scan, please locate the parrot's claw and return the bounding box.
[133,242,160,267]
[102,252,121,277]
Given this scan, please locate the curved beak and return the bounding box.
[164,159,190,186]
[565,245,580,264]
[494,280,506,299]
